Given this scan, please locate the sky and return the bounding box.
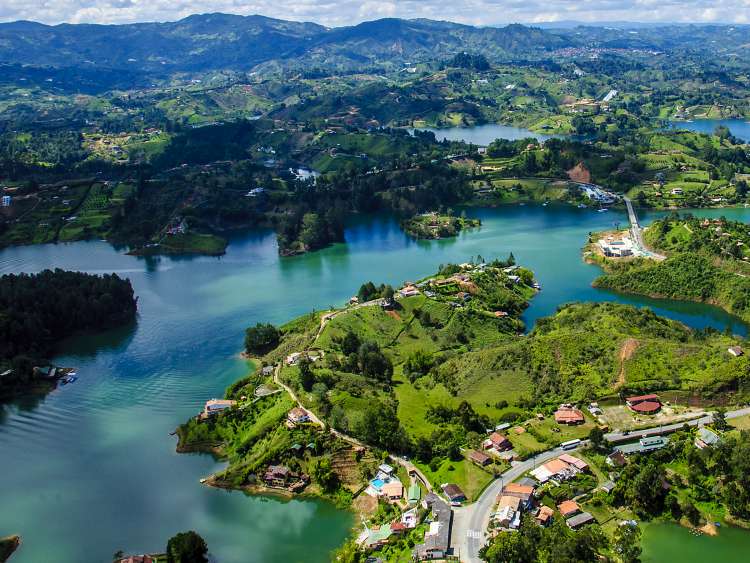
[1,0,749,27]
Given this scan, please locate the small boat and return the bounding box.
[542,202,549,207]
[577,203,587,208]
[598,208,609,213]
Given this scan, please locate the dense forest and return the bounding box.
[0,269,137,396]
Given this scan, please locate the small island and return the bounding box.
[0,269,137,400]
[401,212,481,240]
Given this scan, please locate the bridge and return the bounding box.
[623,196,665,260]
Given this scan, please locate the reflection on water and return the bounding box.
[2,204,750,562]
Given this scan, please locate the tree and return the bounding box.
[588,426,607,452]
[358,341,393,383]
[298,357,315,391]
[311,457,338,491]
[340,331,360,356]
[403,349,433,382]
[713,408,728,431]
[166,531,208,563]
[244,323,280,355]
[613,523,642,563]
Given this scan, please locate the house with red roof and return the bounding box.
[626,394,661,414]
[554,406,585,425]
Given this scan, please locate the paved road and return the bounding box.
[624,196,666,260]
[606,406,750,443]
[453,446,581,563]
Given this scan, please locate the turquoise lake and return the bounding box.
[2,203,750,561]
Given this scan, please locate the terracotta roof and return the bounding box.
[469,450,491,465]
[626,394,660,404]
[489,432,510,446]
[558,500,580,516]
[630,400,661,413]
[554,408,584,423]
[543,458,570,474]
[503,482,535,497]
[537,505,554,522]
[497,495,521,510]
[382,482,404,497]
[558,454,588,470]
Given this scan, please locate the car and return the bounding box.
[450,501,462,507]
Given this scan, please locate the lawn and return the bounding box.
[414,458,495,502]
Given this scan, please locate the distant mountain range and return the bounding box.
[0,13,747,74]
[0,13,570,73]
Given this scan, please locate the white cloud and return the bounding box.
[1,0,749,26]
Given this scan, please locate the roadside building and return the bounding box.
[626,394,662,414]
[468,450,491,467]
[483,432,512,452]
[600,480,616,494]
[500,483,535,509]
[606,451,627,467]
[558,453,589,471]
[414,493,452,561]
[442,483,466,503]
[615,435,670,455]
[554,406,585,425]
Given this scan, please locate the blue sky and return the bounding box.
[1,0,749,26]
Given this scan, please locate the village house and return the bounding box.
[695,427,721,449]
[500,483,535,509]
[408,483,422,506]
[531,455,585,483]
[399,285,420,298]
[382,481,404,501]
[413,493,452,561]
[287,407,311,425]
[117,556,155,563]
[483,431,512,452]
[615,435,670,455]
[567,512,595,529]
[536,505,554,526]
[468,450,491,467]
[558,453,589,472]
[606,451,627,467]
[201,398,236,419]
[442,483,467,503]
[554,405,585,425]
[558,500,580,519]
[728,345,744,357]
[263,465,291,487]
[626,394,662,414]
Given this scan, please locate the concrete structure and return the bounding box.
[615,435,670,455]
[202,398,236,418]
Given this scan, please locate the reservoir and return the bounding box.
[2,204,750,562]
[667,118,750,142]
[412,123,555,144]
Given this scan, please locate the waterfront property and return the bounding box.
[201,398,236,419]
[287,407,311,425]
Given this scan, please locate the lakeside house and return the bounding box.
[408,483,422,505]
[382,481,404,501]
[598,235,635,258]
[413,493,452,561]
[201,398,236,418]
[366,464,403,502]
[728,346,744,357]
[263,465,291,487]
[399,285,420,298]
[554,405,585,425]
[626,394,662,414]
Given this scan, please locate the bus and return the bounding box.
[560,439,582,450]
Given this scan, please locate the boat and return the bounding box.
[542,202,549,207]
[577,203,587,208]
[597,208,609,213]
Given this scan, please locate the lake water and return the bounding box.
[2,204,750,562]
[412,123,555,145]
[668,118,750,142]
[642,522,750,563]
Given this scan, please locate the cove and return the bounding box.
[641,522,750,563]
[1,204,750,562]
[667,118,750,142]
